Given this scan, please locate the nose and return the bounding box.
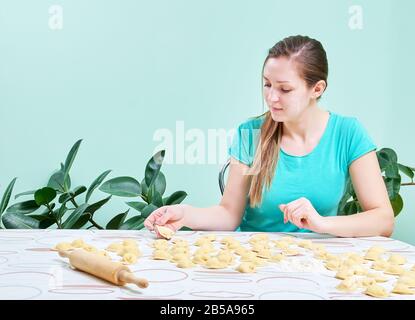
[267,88,280,102]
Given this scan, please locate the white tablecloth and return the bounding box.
[0,229,414,300]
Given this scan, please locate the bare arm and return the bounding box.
[182,158,251,231]
[144,158,251,233]
[321,151,395,237]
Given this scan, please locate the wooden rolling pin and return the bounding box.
[58,249,149,288]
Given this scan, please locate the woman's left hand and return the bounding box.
[279,197,325,233]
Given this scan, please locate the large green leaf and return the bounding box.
[6,200,40,215]
[2,212,40,229]
[30,213,56,229]
[62,203,88,229]
[151,190,163,207]
[145,150,165,188]
[85,196,112,215]
[47,168,71,193]
[34,187,57,206]
[106,209,129,230]
[141,178,148,196]
[398,163,414,182]
[86,170,112,203]
[140,203,159,218]
[119,215,146,230]
[56,204,68,221]
[154,172,166,196]
[384,176,401,199]
[385,163,399,179]
[126,201,147,213]
[0,177,17,215]
[391,194,404,217]
[63,139,82,185]
[71,213,91,229]
[164,191,187,205]
[14,190,36,199]
[99,177,141,197]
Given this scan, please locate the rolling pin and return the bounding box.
[58,249,149,288]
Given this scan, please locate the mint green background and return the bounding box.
[1,1,413,243]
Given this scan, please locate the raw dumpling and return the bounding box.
[336,278,358,292]
[387,254,406,265]
[392,283,415,295]
[176,259,195,268]
[122,252,138,264]
[156,225,175,240]
[152,249,171,260]
[364,283,389,298]
[236,262,256,273]
[54,242,73,251]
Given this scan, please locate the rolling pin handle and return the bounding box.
[118,270,149,288]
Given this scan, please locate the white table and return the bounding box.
[0,229,414,300]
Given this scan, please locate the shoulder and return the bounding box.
[329,112,370,139]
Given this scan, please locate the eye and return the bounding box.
[281,88,292,93]
[264,83,271,88]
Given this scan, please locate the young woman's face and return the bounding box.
[263,57,315,122]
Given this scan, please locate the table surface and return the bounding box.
[0,229,414,300]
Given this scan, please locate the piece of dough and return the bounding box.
[106,242,124,252]
[397,276,415,287]
[367,272,388,283]
[156,225,175,240]
[236,262,256,273]
[152,239,169,249]
[335,268,354,280]
[54,242,73,251]
[204,257,227,269]
[392,283,415,295]
[297,239,313,249]
[364,283,389,298]
[122,252,138,264]
[176,259,195,268]
[336,277,358,292]
[71,239,85,248]
[325,260,342,271]
[384,264,405,276]
[359,277,377,287]
[270,253,284,262]
[371,259,389,271]
[240,251,257,262]
[282,248,300,256]
[152,249,171,260]
[387,254,407,265]
[122,239,138,247]
[256,249,272,259]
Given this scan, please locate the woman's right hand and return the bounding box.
[144,204,189,238]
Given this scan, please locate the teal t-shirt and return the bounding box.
[228,111,377,232]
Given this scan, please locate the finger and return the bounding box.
[155,207,176,225]
[291,208,305,229]
[144,207,167,230]
[279,205,287,223]
[285,199,304,215]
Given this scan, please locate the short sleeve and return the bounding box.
[347,118,377,166]
[228,121,261,167]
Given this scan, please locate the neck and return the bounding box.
[282,103,328,142]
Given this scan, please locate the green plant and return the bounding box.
[0,140,187,230]
[338,148,415,217]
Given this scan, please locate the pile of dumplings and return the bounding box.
[55,233,415,298]
[54,238,141,265]
[150,233,305,274]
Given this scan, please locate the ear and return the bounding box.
[313,80,327,99]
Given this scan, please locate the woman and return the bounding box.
[144,35,394,238]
